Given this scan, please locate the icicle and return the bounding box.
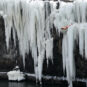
[85,26,87,58]
[46,38,53,65]
[80,2,87,22]
[62,25,76,87]
[62,33,68,73]
[12,28,16,47]
[78,24,85,57]
[67,25,75,82]
[3,1,14,50]
[38,49,45,84]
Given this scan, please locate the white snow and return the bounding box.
[7,70,25,81]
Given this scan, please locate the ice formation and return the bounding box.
[52,0,87,87]
[0,0,57,83]
[0,0,87,87]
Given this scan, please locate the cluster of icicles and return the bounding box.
[53,0,87,87]
[0,0,57,84]
[0,0,87,87]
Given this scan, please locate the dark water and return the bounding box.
[0,81,38,87]
[0,80,86,87]
[0,80,62,87]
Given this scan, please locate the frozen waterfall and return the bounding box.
[0,0,87,87]
[0,0,57,83]
[53,0,87,87]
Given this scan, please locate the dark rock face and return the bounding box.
[0,17,15,71]
[42,33,63,77]
[75,44,87,79]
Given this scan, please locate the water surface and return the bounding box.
[0,80,63,87]
[0,80,85,87]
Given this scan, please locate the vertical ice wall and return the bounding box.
[53,0,87,87]
[0,0,57,83]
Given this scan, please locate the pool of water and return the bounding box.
[0,80,86,87]
[0,80,67,87]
